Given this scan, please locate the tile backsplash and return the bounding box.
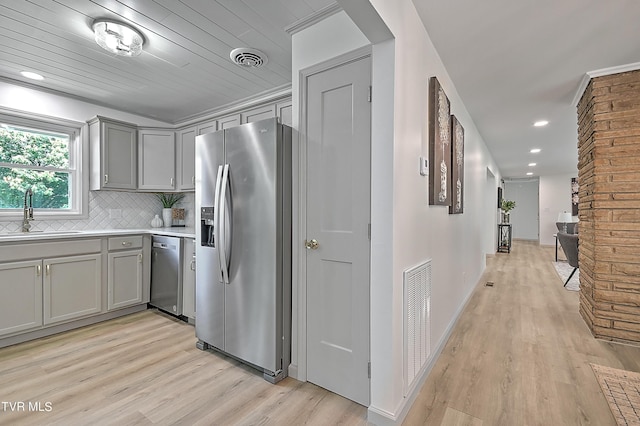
[0,191,195,234]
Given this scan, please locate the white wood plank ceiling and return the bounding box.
[0,0,335,123]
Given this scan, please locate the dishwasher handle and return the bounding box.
[152,242,177,250]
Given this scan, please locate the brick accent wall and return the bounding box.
[577,70,640,344]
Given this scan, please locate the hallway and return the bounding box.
[405,240,640,425]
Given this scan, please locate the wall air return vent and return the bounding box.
[229,48,268,68]
[403,259,432,396]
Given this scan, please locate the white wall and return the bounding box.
[295,2,502,424]
[504,179,539,240]
[0,81,169,127]
[539,173,577,245]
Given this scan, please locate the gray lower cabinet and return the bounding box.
[0,235,150,344]
[0,260,42,336]
[43,254,102,326]
[182,238,196,321]
[108,250,143,310]
[107,235,146,311]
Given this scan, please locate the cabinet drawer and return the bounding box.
[108,235,143,251]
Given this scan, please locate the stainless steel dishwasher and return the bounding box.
[150,235,183,316]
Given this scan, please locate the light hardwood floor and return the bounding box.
[0,311,366,425]
[1,240,638,425]
[404,240,640,426]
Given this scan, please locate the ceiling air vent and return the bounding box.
[230,48,268,68]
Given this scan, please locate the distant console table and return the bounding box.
[498,224,512,253]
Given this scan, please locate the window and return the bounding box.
[0,110,85,218]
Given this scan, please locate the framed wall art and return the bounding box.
[449,115,464,214]
[428,76,451,206]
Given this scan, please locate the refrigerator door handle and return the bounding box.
[219,163,231,284]
[213,165,224,283]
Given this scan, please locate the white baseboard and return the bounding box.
[288,363,299,380]
[367,277,481,425]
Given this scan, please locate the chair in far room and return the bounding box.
[557,232,579,287]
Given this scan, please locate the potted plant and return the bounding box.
[156,193,185,227]
[501,199,516,223]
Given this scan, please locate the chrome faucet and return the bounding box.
[22,188,34,232]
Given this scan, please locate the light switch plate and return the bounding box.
[420,156,429,176]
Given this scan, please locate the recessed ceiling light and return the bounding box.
[526,172,533,176]
[528,163,537,167]
[533,120,549,127]
[20,71,44,80]
[530,148,541,153]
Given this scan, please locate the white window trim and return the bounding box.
[0,107,88,220]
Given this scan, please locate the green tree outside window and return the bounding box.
[0,127,71,209]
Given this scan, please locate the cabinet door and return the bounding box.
[138,129,176,191]
[182,238,196,320]
[218,114,241,130]
[197,120,217,136]
[108,250,143,310]
[241,105,276,124]
[177,127,196,191]
[277,100,292,127]
[43,254,102,325]
[103,121,137,190]
[0,260,42,337]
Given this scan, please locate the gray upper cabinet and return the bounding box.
[138,129,176,191]
[197,120,217,136]
[218,114,241,130]
[177,126,196,191]
[241,104,276,124]
[89,116,137,190]
[277,100,292,127]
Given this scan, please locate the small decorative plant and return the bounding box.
[501,199,516,213]
[156,192,185,208]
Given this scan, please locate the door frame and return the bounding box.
[295,45,372,383]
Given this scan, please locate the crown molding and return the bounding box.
[572,61,640,107]
[284,2,342,35]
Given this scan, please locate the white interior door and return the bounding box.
[305,54,371,406]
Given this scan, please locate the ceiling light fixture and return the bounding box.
[92,19,145,57]
[533,120,549,127]
[20,71,44,80]
[528,162,537,167]
[530,148,541,153]
[526,172,533,176]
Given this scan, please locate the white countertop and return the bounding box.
[0,227,196,243]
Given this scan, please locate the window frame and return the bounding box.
[0,108,88,220]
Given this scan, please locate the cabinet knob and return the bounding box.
[36,264,41,276]
[170,177,174,187]
[122,241,132,247]
[104,174,109,184]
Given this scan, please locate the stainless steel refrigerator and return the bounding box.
[195,118,291,383]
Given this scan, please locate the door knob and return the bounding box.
[305,239,319,250]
